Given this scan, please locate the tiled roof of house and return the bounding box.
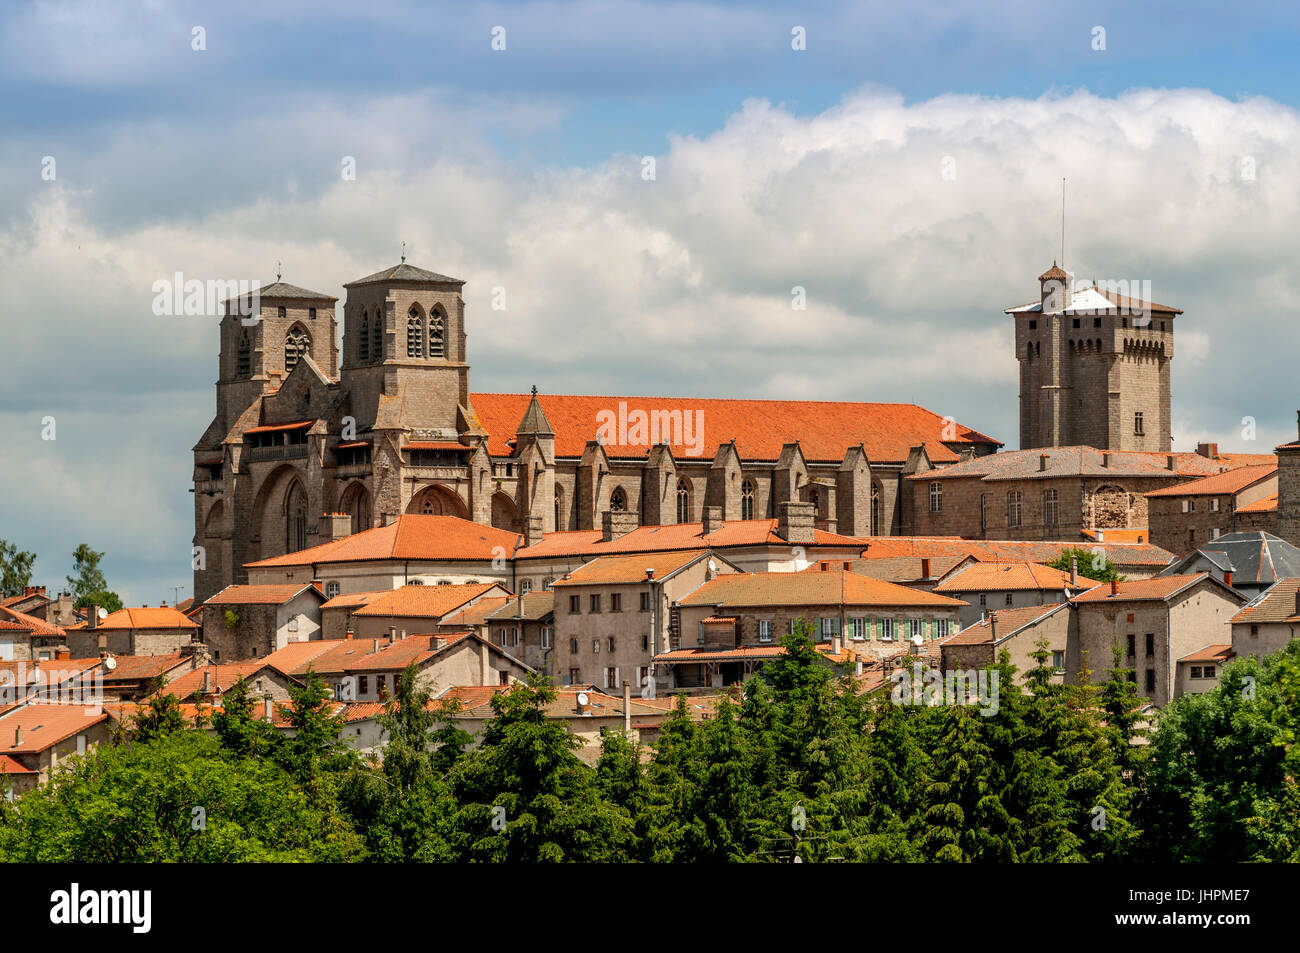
[809,555,969,582]
[934,561,1083,594]
[516,519,862,561]
[202,584,323,605]
[438,596,514,628]
[855,536,1175,568]
[99,652,192,682]
[1079,528,1151,544]
[1145,464,1277,498]
[943,603,1067,646]
[342,632,497,673]
[320,590,389,610]
[677,569,967,609]
[0,657,101,688]
[1179,644,1234,664]
[157,662,285,700]
[0,754,35,774]
[1070,573,1216,604]
[0,704,108,754]
[909,446,1232,482]
[552,550,711,587]
[0,605,64,636]
[86,607,198,631]
[1236,493,1278,514]
[1228,578,1300,624]
[264,639,379,677]
[484,590,556,622]
[245,515,522,568]
[467,392,1000,463]
[351,583,504,619]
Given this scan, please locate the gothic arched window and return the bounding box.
[676,479,691,524]
[370,310,382,361]
[609,487,627,512]
[407,307,425,358]
[554,486,564,530]
[429,307,446,358]
[741,479,755,520]
[285,482,308,554]
[237,330,251,378]
[359,312,370,363]
[284,327,310,374]
[871,483,881,535]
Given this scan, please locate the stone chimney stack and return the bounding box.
[87,604,99,630]
[601,510,638,542]
[623,680,631,733]
[702,506,723,536]
[777,501,815,545]
[263,697,274,722]
[322,513,352,542]
[921,557,931,580]
[1069,555,1078,587]
[525,513,544,548]
[1039,453,1049,472]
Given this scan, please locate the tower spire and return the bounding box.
[1060,177,1066,274]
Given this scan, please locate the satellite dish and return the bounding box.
[707,559,717,572]
[102,655,117,672]
[97,607,109,620]
[576,691,590,707]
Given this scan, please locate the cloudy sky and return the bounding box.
[3,0,1300,604]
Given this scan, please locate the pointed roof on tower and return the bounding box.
[516,385,555,437]
[1038,261,1069,282]
[344,263,463,287]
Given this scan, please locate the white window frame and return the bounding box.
[758,619,772,643]
[880,618,894,641]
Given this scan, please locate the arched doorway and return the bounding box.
[251,465,311,562]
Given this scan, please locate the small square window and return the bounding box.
[1072,318,1080,329]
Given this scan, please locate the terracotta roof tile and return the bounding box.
[552,550,711,586]
[468,393,1000,463]
[245,515,521,568]
[1070,573,1215,604]
[484,591,556,622]
[0,704,108,754]
[1145,464,1277,498]
[934,561,1081,593]
[1179,644,1234,664]
[158,662,284,700]
[351,583,505,619]
[438,597,514,628]
[202,584,323,606]
[944,603,1067,645]
[678,570,967,609]
[517,519,862,561]
[1228,578,1300,624]
[856,536,1174,567]
[0,605,64,636]
[1236,493,1278,514]
[0,754,35,774]
[91,607,198,631]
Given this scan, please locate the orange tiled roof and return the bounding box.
[351,583,505,620]
[202,583,323,605]
[1179,644,1234,664]
[655,645,788,662]
[517,518,862,561]
[1145,464,1277,498]
[552,550,711,587]
[678,569,967,609]
[1236,493,1278,515]
[0,754,35,774]
[468,393,1000,464]
[934,561,1081,593]
[484,590,556,622]
[808,555,969,582]
[0,605,64,636]
[0,704,108,754]
[856,536,1174,567]
[342,632,494,673]
[943,603,1067,645]
[1228,578,1300,624]
[158,662,284,700]
[1070,573,1215,604]
[320,589,389,610]
[265,639,381,677]
[1080,528,1150,544]
[99,652,192,682]
[92,607,198,630]
[245,515,522,568]
[438,596,514,628]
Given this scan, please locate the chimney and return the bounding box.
[855,659,864,677]
[1101,452,1112,469]
[776,501,816,545]
[1224,570,1234,589]
[1039,453,1049,472]
[832,635,842,655]
[55,647,70,661]
[990,613,998,641]
[372,638,380,655]
[525,513,544,548]
[263,697,274,722]
[577,693,589,715]
[623,680,631,733]
[921,557,931,580]
[203,667,212,695]
[1166,454,1177,471]
[1069,555,1078,587]
[702,506,723,535]
[388,626,397,644]
[1197,442,1219,459]
[601,510,638,542]
[323,513,352,542]
[1110,578,1120,596]
[14,726,22,747]
[87,603,99,629]
[645,568,655,581]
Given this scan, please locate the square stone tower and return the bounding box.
[1008,264,1176,452]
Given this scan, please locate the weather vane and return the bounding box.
[276,260,282,281]
[400,241,406,263]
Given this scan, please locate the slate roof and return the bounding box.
[484,591,556,622]
[344,263,463,286]
[1161,532,1300,588]
[222,280,336,302]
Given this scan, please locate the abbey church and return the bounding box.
[192,258,1196,602]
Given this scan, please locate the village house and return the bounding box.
[154,660,300,705]
[65,606,199,659]
[1175,644,1234,696]
[436,595,514,639]
[932,560,1089,628]
[337,631,532,702]
[854,535,1175,581]
[1226,577,1300,661]
[0,703,112,796]
[550,549,742,692]
[1069,574,1245,707]
[658,568,966,689]
[347,583,512,640]
[0,605,67,661]
[484,591,555,674]
[0,588,79,628]
[1145,461,1277,556]
[940,603,1072,683]
[199,583,326,661]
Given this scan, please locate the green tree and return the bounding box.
[0,539,36,598]
[130,693,187,744]
[67,543,110,605]
[1046,546,1124,583]
[211,676,278,758]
